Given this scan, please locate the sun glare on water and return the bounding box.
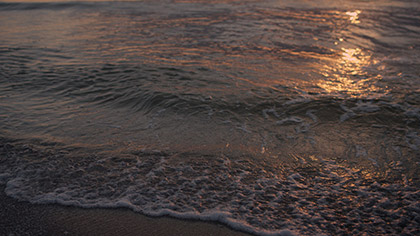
[346,10,361,24]
[317,47,384,97]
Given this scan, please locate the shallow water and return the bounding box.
[1,0,419,235]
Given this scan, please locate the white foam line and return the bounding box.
[24,191,297,236]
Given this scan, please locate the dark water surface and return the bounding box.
[1,0,419,235]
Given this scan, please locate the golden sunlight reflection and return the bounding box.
[318,47,383,97]
[346,10,361,24]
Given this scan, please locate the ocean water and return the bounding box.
[0,0,419,235]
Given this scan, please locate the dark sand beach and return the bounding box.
[0,185,251,236]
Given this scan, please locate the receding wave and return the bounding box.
[1,137,419,235]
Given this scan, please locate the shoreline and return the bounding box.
[0,185,252,236]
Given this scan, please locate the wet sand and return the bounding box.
[0,185,251,236]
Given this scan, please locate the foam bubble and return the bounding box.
[1,142,419,235]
